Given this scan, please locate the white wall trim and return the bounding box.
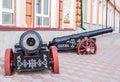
[71,0,76,29]
[50,0,57,28]
[16,0,26,27]
[0,0,2,24]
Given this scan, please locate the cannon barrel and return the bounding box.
[80,27,113,37]
[19,31,43,54]
[52,27,113,43]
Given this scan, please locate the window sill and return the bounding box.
[0,26,75,31]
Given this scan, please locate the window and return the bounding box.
[3,0,12,9]
[35,0,50,27]
[2,12,13,24]
[0,0,14,25]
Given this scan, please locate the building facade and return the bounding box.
[0,0,79,29]
[0,0,120,57]
[83,0,120,32]
[0,0,119,30]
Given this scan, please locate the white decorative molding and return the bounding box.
[16,0,26,27]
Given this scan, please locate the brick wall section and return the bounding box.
[76,0,81,27]
[26,0,33,27]
[59,0,63,28]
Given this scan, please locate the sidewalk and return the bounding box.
[0,33,120,82]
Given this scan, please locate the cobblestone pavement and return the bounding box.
[0,33,120,82]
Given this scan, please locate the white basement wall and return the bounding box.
[0,30,80,57]
[0,25,117,58]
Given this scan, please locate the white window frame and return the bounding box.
[34,0,50,27]
[83,0,87,22]
[92,0,97,24]
[0,0,2,24]
[0,0,14,25]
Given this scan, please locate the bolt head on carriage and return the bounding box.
[4,31,59,76]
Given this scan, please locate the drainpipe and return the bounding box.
[106,0,109,28]
[80,0,86,30]
[113,0,116,31]
[119,14,120,33]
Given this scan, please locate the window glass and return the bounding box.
[2,12,13,24]
[43,0,48,15]
[36,16,42,25]
[3,0,12,9]
[43,17,49,26]
[35,0,49,27]
[36,0,41,14]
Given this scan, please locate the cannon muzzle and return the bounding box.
[19,31,43,54]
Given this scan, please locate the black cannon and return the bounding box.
[49,27,113,55]
[4,31,59,76]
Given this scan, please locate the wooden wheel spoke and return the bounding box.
[83,51,87,55]
[80,49,86,52]
[88,42,93,47]
[81,45,86,49]
[89,51,94,54]
[90,44,96,51]
[89,47,96,54]
[86,40,89,46]
[90,46,94,50]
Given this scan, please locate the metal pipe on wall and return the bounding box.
[113,0,116,31]
[80,0,83,29]
[80,0,86,30]
[119,15,120,33]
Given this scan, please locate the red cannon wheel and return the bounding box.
[4,48,14,76]
[77,38,97,55]
[50,46,59,74]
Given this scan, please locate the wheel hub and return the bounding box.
[86,47,90,52]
